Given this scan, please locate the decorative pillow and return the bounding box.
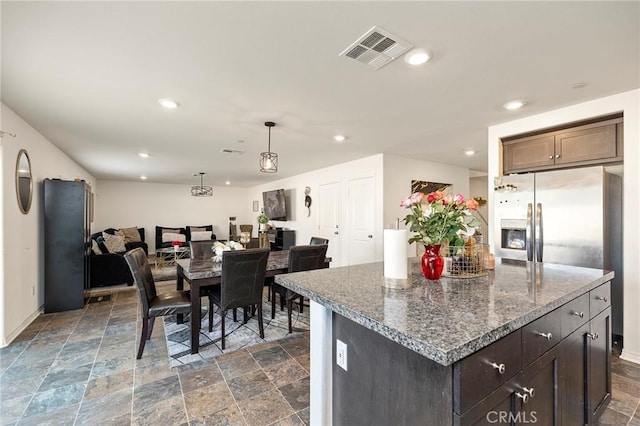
[189,226,207,232]
[91,240,103,255]
[162,232,186,243]
[102,232,126,253]
[190,231,212,241]
[117,227,141,243]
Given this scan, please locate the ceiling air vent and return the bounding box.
[339,26,413,70]
[220,148,245,156]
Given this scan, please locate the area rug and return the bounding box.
[163,292,310,367]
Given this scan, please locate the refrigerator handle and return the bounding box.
[535,203,543,262]
[526,203,533,261]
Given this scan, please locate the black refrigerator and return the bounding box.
[44,179,92,312]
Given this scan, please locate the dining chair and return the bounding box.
[124,248,191,359]
[189,240,215,259]
[271,244,328,333]
[208,248,270,349]
[309,236,329,245]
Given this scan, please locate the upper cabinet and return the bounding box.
[502,115,623,175]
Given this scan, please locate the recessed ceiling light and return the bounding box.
[465,150,475,156]
[138,152,150,158]
[225,181,231,185]
[404,48,431,66]
[158,98,180,109]
[504,100,525,110]
[140,176,147,180]
[333,134,347,142]
[571,82,587,89]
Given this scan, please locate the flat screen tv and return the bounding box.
[263,188,287,221]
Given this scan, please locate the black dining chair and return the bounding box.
[124,248,191,359]
[271,244,328,333]
[207,248,270,350]
[309,236,329,245]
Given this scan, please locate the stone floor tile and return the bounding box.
[269,413,304,426]
[83,369,134,401]
[189,403,246,426]
[594,406,631,425]
[262,359,308,388]
[238,390,294,426]
[228,370,275,402]
[134,361,177,387]
[184,382,236,420]
[294,354,310,373]
[279,335,310,359]
[0,375,41,402]
[247,341,279,354]
[90,356,135,379]
[16,403,79,426]
[0,394,32,425]
[178,362,224,394]
[104,322,137,337]
[37,362,93,392]
[296,407,310,425]
[131,395,188,426]
[76,388,132,426]
[218,352,261,380]
[251,346,292,369]
[277,377,310,412]
[132,374,182,412]
[23,382,85,417]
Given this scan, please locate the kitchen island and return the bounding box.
[275,258,613,425]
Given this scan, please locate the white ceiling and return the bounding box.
[2,1,638,187]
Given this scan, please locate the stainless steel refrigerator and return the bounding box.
[493,166,623,336]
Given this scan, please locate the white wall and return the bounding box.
[95,181,250,252]
[247,154,385,267]
[487,89,640,364]
[383,154,470,256]
[1,103,97,347]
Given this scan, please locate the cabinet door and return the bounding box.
[454,377,519,426]
[503,134,555,174]
[520,348,559,425]
[554,124,617,165]
[559,323,589,426]
[587,307,612,424]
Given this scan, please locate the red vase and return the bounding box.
[421,244,444,280]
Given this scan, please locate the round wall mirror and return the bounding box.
[16,149,33,214]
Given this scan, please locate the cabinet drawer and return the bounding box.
[560,293,590,339]
[522,309,561,366]
[453,330,522,415]
[590,282,611,318]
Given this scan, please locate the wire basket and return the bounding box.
[442,243,489,278]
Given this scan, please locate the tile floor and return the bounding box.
[1,282,639,425]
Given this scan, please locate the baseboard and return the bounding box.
[0,305,44,348]
[620,348,640,365]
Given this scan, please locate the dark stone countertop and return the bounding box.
[274,258,613,366]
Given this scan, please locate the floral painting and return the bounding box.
[411,180,451,195]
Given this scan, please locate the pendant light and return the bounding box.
[260,121,278,173]
[191,172,213,197]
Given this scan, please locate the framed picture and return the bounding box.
[411,180,451,195]
[252,200,259,212]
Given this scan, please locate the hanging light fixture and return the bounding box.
[260,121,278,173]
[191,172,213,197]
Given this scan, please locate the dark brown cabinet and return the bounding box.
[267,228,295,251]
[587,307,612,424]
[44,179,92,312]
[502,117,622,174]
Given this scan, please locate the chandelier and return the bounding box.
[191,172,213,197]
[260,121,278,173]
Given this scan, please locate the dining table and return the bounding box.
[175,250,328,354]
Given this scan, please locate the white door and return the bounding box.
[347,176,376,265]
[318,181,341,267]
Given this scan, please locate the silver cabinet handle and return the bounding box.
[587,332,599,340]
[523,387,535,398]
[596,295,608,303]
[334,231,339,235]
[555,154,560,159]
[537,332,552,341]
[516,392,529,403]
[368,235,373,238]
[572,311,585,318]
[549,155,553,160]
[491,362,506,374]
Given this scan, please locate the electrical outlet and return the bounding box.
[336,339,348,371]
